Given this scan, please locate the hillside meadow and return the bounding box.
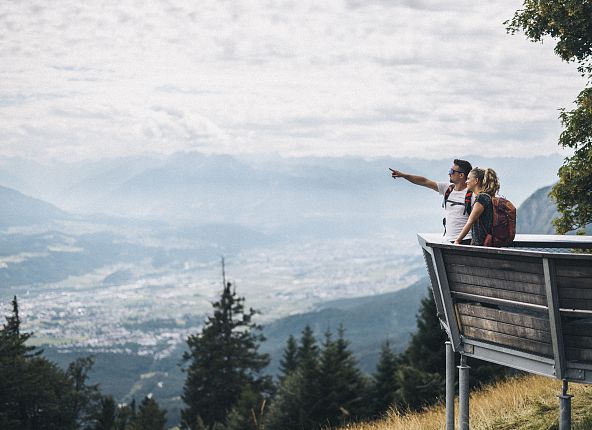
[337,375,592,430]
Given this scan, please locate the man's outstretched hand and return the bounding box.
[389,168,405,179]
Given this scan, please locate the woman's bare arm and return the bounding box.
[455,202,484,244]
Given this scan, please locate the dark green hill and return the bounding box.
[261,277,429,374]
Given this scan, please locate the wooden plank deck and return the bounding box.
[418,233,592,383]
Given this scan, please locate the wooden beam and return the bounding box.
[543,258,567,379]
[433,247,462,350]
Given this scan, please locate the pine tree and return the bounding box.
[401,291,447,375]
[296,325,319,366]
[223,386,266,430]
[92,395,117,430]
[278,335,298,381]
[313,326,369,427]
[0,296,78,429]
[370,340,401,417]
[181,264,272,429]
[132,396,167,430]
[0,296,38,359]
[68,356,101,427]
[264,326,321,430]
[394,364,443,411]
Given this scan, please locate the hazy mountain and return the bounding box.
[0,185,68,228]
[517,185,591,235]
[0,153,565,244]
[516,186,558,234]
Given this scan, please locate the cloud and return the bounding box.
[0,0,585,161]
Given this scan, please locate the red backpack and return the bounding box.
[484,196,516,247]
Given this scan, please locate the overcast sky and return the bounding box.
[0,0,586,161]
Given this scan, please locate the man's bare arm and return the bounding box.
[389,168,438,192]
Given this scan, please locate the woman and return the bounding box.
[454,167,500,246]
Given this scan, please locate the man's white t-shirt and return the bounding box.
[437,182,474,242]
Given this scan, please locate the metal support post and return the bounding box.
[559,380,573,430]
[458,354,470,430]
[446,341,455,430]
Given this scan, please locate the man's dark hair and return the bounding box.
[454,159,472,176]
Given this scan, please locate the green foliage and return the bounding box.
[507,1,592,233]
[370,341,401,417]
[0,297,109,430]
[180,279,272,429]
[401,292,447,376]
[92,396,117,430]
[67,356,102,428]
[0,296,38,359]
[506,1,592,77]
[278,335,298,381]
[223,386,267,430]
[394,364,444,411]
[264,325,321,430]
[132,396,167,430]
[0,296,75,429]
[314,327,370,426]
[266,326,369,430]
[552,92,592,233]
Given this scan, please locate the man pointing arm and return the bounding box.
[390,159,474,244]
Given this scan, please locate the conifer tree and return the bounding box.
[0,296,78,429]
[401,291,447,375]
[370,340,401,417]
[181,264,271,429]
[132,396,167,430]
[278,334,298,381]
[68,356,101,427]
[296,325,319,366]
[264,326,321,430]
[313,326,369,427]
[92,395,117,430]
[223,386,266,430]
[0,296,38,359]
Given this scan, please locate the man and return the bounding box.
[390,159,474,244]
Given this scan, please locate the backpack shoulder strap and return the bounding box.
[464,190,473,215]
[442,184,454,208]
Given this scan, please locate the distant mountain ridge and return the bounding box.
[516,185,558,234]
[0,185,68,228]
[516,185,591,234]
[0,152,565,244]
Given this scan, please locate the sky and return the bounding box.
[0,0,587,162]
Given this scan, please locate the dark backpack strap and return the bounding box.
[442,184,454,208]
[464,190,473,215]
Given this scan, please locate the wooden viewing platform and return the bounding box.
[418,233,592,430]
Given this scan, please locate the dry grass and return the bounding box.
[337,375,592,430]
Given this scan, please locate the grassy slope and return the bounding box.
[338,375,592,430]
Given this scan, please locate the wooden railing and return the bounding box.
[418,233,592,429]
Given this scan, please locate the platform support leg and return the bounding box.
[458,354,470,430]
[559,380,573,430]
[446,341,455,430]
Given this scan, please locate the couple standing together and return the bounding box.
[390,159,500,246]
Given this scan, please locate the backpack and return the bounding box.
[442,185,473,234]
[483,195,516,247]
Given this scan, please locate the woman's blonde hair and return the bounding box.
[471,167,500,197]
